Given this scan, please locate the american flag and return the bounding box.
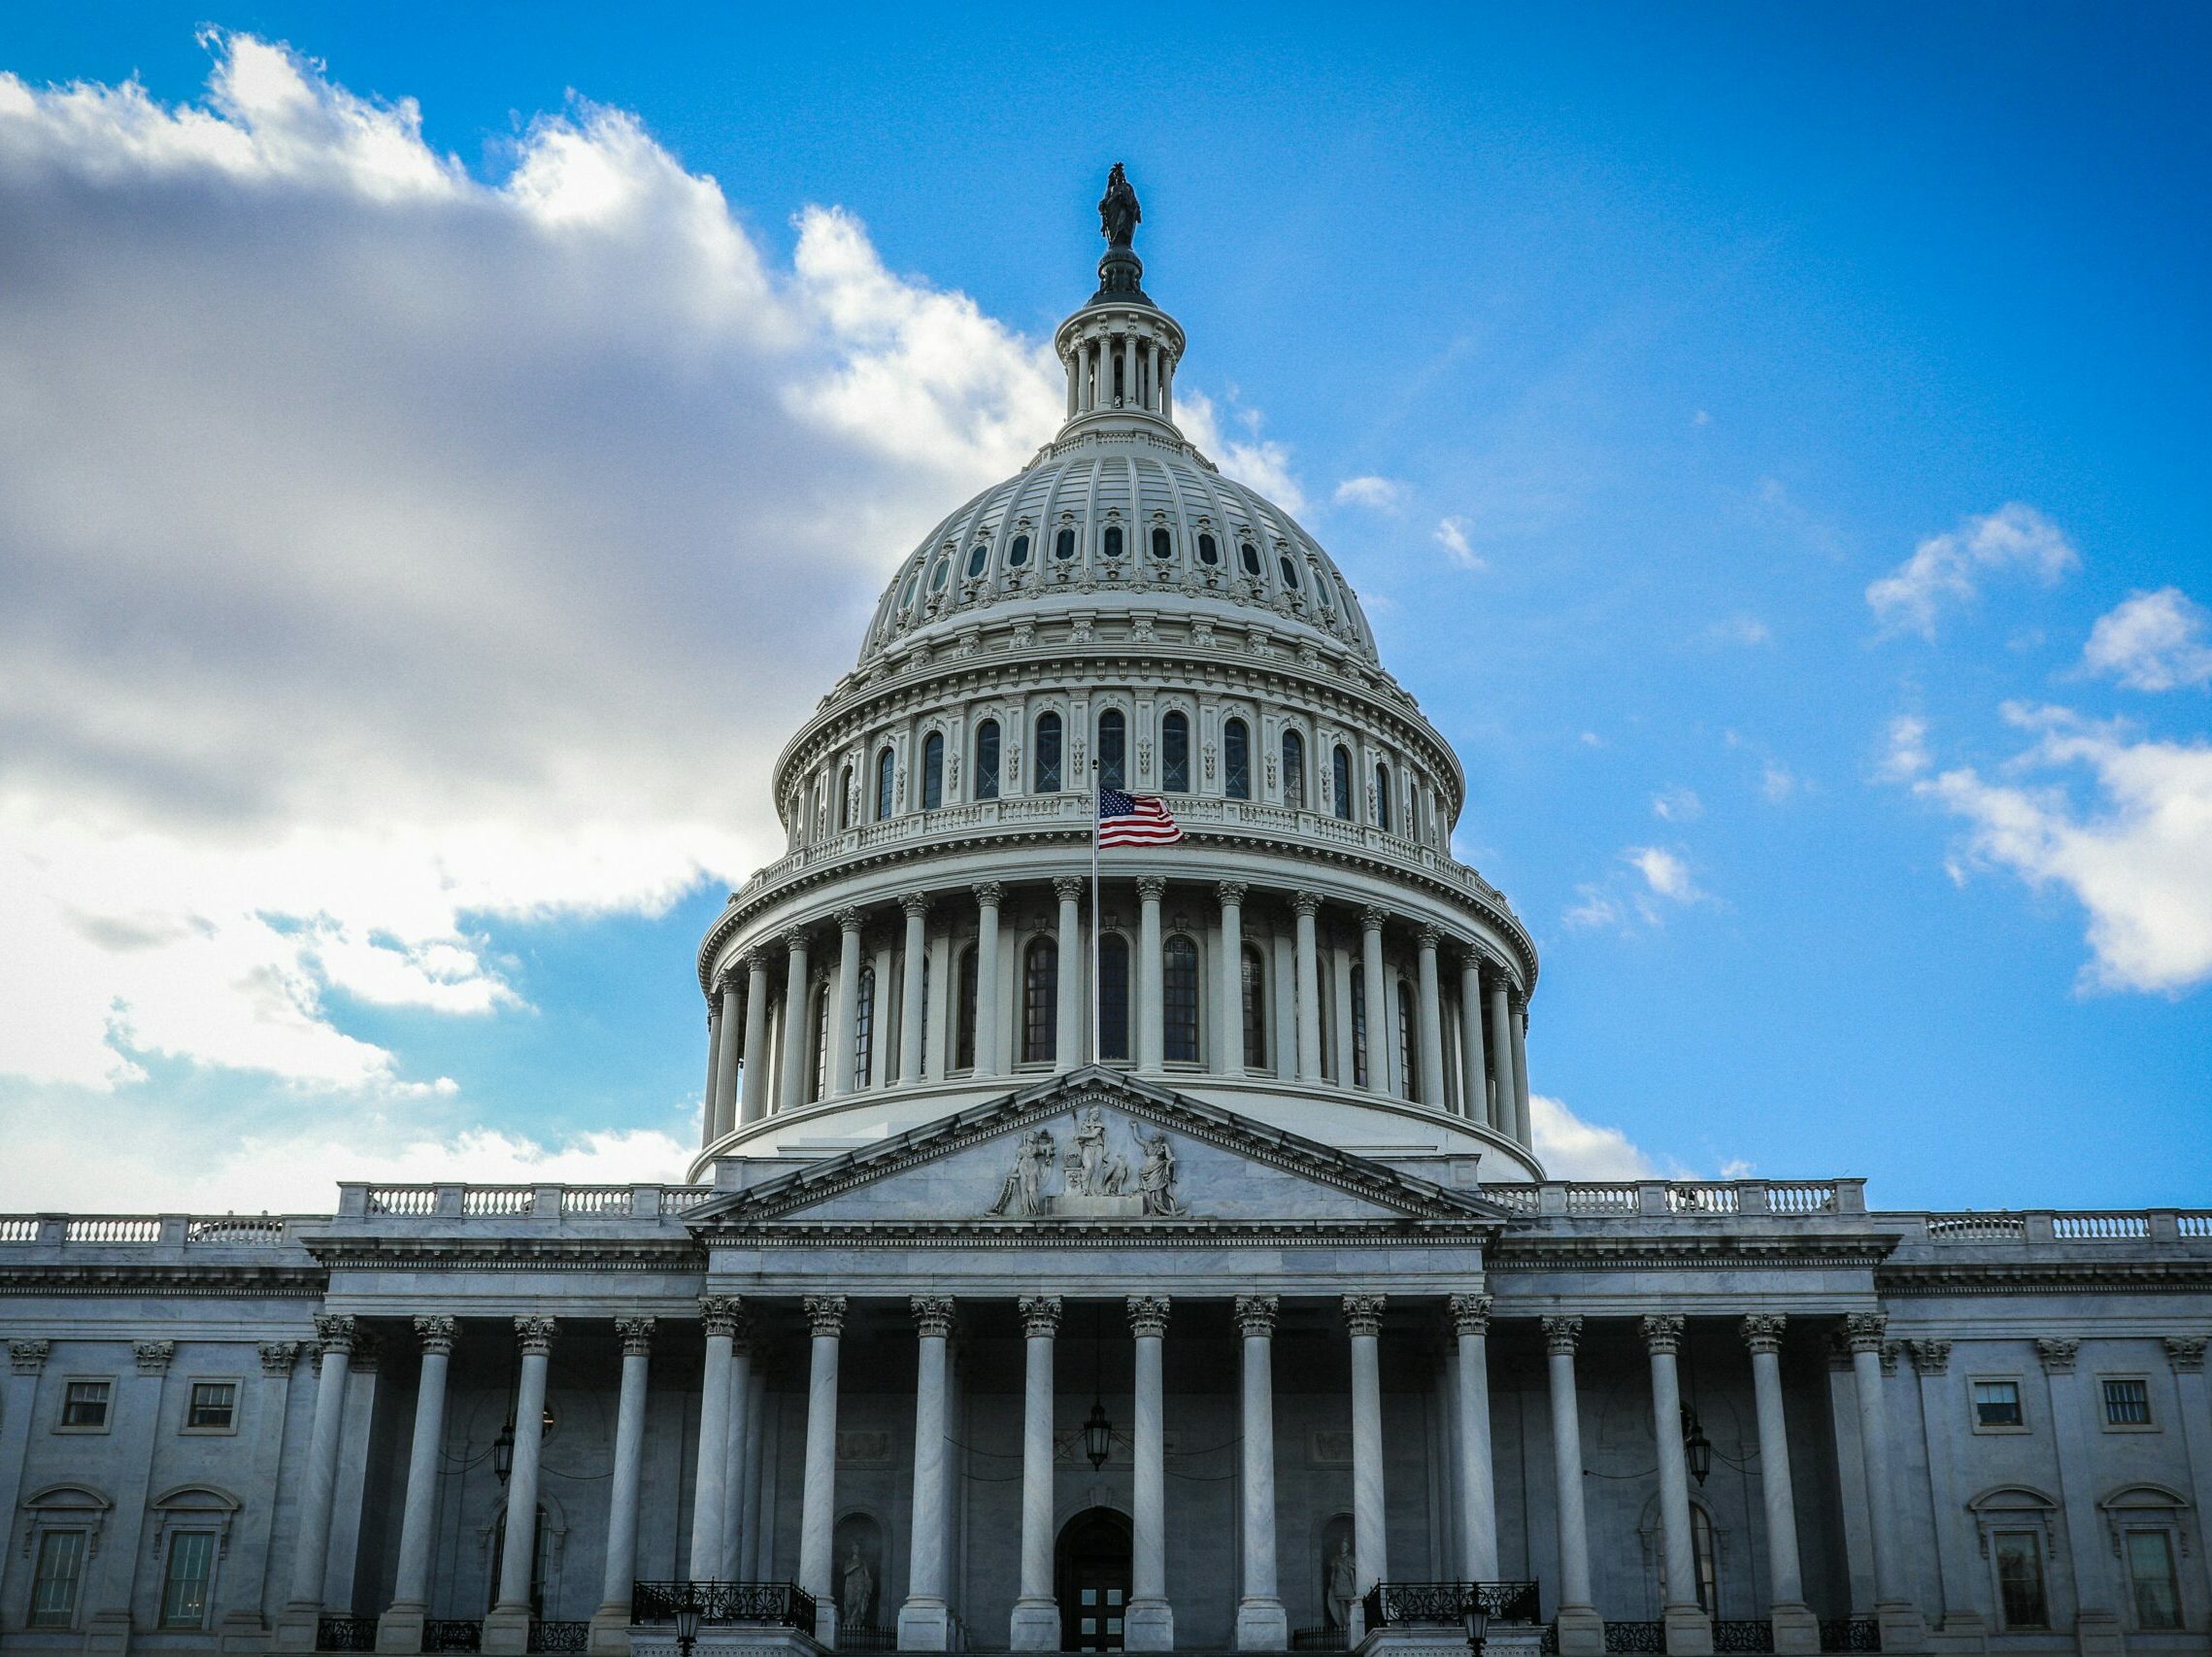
[1097,787,1184,847]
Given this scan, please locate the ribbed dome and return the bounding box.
[856,426,1380,669]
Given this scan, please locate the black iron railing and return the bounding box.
[836,1627,895,1651]
[317,1615,378,1652]
[1602,1621,1665,1652]
[424,1621,484,1652]
[1361,1581,1545,1628]
[1290,1628,1350,1651]
[1819,1619,1880,1652]
[1713,1620,1777,1653]
[632,1581,819,1637]
[528,1622,589,1653]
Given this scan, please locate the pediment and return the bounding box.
[691,1067,1515,1231]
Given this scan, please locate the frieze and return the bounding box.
[983,1107,1187,1220]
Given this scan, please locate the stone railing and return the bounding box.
[1916,1208,2212,1244]
[1519,1179,1866,1219]
[0,1214,310,1247]
[345,1183,713,1222]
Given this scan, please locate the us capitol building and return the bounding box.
[3,170,2207,1657]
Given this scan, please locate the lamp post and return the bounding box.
[1463,1593,1491,1657]
[674,1604,700,1657]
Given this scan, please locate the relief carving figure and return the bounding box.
[1325,1537,1357,1629]
[840,1541,874,1629]
[1136,1126,1186,1216]
[989,1128,1057,1216]
[1066,1106,1123,1195]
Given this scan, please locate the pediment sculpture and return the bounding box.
[987,1106,1185,1218]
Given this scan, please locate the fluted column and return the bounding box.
[739,954,772,1127]
[778,930,814,1112]
[1054,877,1085,1066]
[1510,993,1533,1141]
[832,909,864,1095]
[1136,875,1166,1069]
[898,893,929,1082]
[720,1330,754,1580]
[585,1320,655,1652]
[1487,974,1518,1139]
[1743,1316,1818,1654]
[484,1318,555,1653]
[701,1005,723,1147]
[711,973,743,1137]
[688,1298,741,1579]
[1216,884,1248,1076]
[1414,927,1446,1107]
[377,1317,456,1651]
[1847,1312,1924,1651]
[900,1298,957,1649]
[794,1297,846,1638]
[1546,1316,1603,1653]
[973,884,1004,1077]
[1643,1316,1713,1654]
[1449,1295,1498,1580]
[277,1314,355,1647]
[1343,1294,1389,1612]
[1011,1296,1062,1649]
[1126,1297,1173,1649]
[1457,952,1490,1125]
[1234,1295,1287,1650]
[1292,893,1324,1083]
[1358,908,1389,1094]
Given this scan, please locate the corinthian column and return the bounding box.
[1642,1316,1713,1655]
[1343,1294,1389,1609]
[1458,951,1490,1125]
[1415,927,1446,1107]
[832,908,864,1095]
[898,893,929,1082]
[1136,876,1166,1070]
[899,1298,956,1650]
[1358,909,1389,1094]
[1010,1296,1062,1650]
[779,930,813,1113]
[1292,893,1324,1083]
[589,1318,654,1653]
[1234,1295,1287,1650]
[1847,1312,1926,1653]
[798,1297,846,1638]
[1217,884,1248,1077]
[1546,1316,1603,1654]
[1742,1315,1818,1654]
[1487,975,1518,1139]
[688,1298,742,1579]
[1509,993,1533,1142]
[485,1317,556,1655]
[738,954,772,1127]
[275,1314,355,1650]
[377,1316,456,1653]
[1449,1295,1498,1580]
[973,884,1004,1076]
[1126,1296,1173,1650]
[1054,878,1085,1066]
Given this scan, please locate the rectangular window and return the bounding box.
[1971,1378,2024,1430]
[2125,1530,2182,1630]
[1994,1532,2049,1630]
[2101,1376,2152,1428]
[59,1379,111,1431]
[160,1531,217,1629]
[186,1380,238,1432]
[30,1531,86,1628]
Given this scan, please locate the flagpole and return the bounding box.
[1089,761,1101,1067]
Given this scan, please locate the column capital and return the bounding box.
[2165,1336,2208,1373]
[1542,1314,1584,1355]
[1843,1311,1888,1354]
[2035,1336,2079,1374]
[314,1313,358,1356]
[779,927,810,955]
[414,1314,458,1355]
[1341,1292,1387,1337]
[836,906,864,933]
[1126,1294,1170,1338]
[514,1315,558,1355]
[9,1339,50,1375]
[1740,1312,1788,1355]
[1054,876,1086,903]
[743,949,773,976]
[1233,1294,1279,1336]
[804,1294,848,1337]
[1448,1293,1492,1336]
[1136,875,1168,902]
[1019,1295,1064,1336]
[911,1295,957,1338]
[258,1339,301,1375]
[133,1339,176,1375]
[615,1316,656,1356]
[1907,1338,1952,1375]
[1216,881,1249,907]
[899,890,931,918]
[699,1295,746,1340]
[973,881,1006,908]
[1639,1314,1685,1355]
[1415,925,1442,951]
[1290,890,1323,918]
[1358,904,1388,933]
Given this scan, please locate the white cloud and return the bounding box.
[1879,714,1933,782]
[2081,587,2212,692]
[1706,613,1773,647]
[1562,886,1625,930]
[1760,761,1801,802]
[1651,787,1703,822]
[0,35,1091,1102]
[1892,704,2212,994]
[1434,516,1484,570]
[1528,1094,1659,1179]
[1176,390,1306,514]
[1333,475,1405,510]
[1865,503,2079,639]
[1627,845,1701,903]
[1562,844,1708,930]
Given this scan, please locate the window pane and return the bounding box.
[1332,746,1354,821]
[1973,1380,2023,1427]
[1103,525,1123,558]
[1098,711,1126,791]
[876,749,895,820]
[976,721,1001,800]
[1282,731,1305,806]
[966,543,988,578]
[1397,981,1417,1100]
[1099,935,1131,1062]
[1036,713,1063,793]
[1151,526,1172,559]
[1056,527,1077,560]
[1023,939,1058,1065]
[161,1531,216,1629]
[854,968,874,1088]
[2127,1530,2182,1630]
[2102,1377,2151,1426]
[922,732,945,810]
[1351,964,1369,1088]
[1375,764,1392,831]
[31,1531,85,1628]
[1224,719,1250,800]
[955,947,978,1071]
[1994,1533,2048,1629]
[1197,533,1218,564]
[1278,553,1300,588]
[61,1381,109,1428]
[188,1381,236,1430]
[1163,936,1200,1063]
[1241,949,1266,1069]
[1161,713,1190,793]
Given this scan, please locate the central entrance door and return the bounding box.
[1056,1507,1133,1651]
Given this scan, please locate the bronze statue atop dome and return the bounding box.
[1099,163,1141,250]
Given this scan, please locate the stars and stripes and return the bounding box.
[1097,786,1184,846]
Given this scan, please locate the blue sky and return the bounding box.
[0,2,2205,1211]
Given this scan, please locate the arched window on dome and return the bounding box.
[1056,527,1077,561]
[1097,709,1126,791]
[853,966,875,1088]
[1331,745,1355,822]
[1034,712,1063,792]
[1098,933,1131,1062]
[899,565,922,607]
[1102,524,1123,559]
[1160,711,1190,793]
[1397,980,1418,1101]
[974,720,1001,800]
[929,556,951,593]
[1009,533,1031,567]
[955,945,978,1071]
[1239,540,1261,577]
[1163,935,1200,1064]
[1349,963,1369,1088]
[837,763,854,830]
[875,747,895,821]
[1278,551,1301,590]
[1022,936,1057,1065]
[1374,762,1392,832]
[1151,526,1173,560]
[922,732,946,810]
[1197,532,1219,565]
[965,543,989,579]
[1282,729,1306,808]
[1241,944,1267,1069]
[1223,718,1251,800]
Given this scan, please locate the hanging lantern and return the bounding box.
[492,1419,516,1484]
[1682,1406,1713,1486]
[1083,1398,1113,1471]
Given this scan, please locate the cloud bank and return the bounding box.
[1866,503,2078,639]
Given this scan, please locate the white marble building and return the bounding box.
[2,174,2208,1657]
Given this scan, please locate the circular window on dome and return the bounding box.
[966,544,989,579]
[1151,526,1172,560]
[1239,540,1261,576]
[1103,525,1123,558]
[1055,527,1077,560]
[1197,533,1219,564]
[1009,534,1031,567]
[1277,552,1301,590]
[930,557,951,592]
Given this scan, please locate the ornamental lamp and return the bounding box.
[1083,1398,1113,1471]
[492,1420,515,1485]
[1463,1596,1491,1652]
[674,1604,701,1657]
[1683,1406,1713,1487]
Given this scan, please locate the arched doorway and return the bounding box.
[1056,1507,1132,1651]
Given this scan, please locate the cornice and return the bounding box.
[0,1267,327,1298]
[306,1237,705,1272]
[1878,1261,2212,1297]
[1489,1234,1895,1270]
[718,1218,1494,1250]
